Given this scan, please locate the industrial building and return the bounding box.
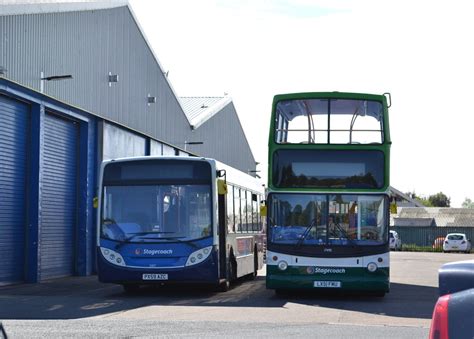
[0,1,258,285]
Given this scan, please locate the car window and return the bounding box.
[447,234,464,240]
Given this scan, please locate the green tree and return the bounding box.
[462,198,474,209]
[418,197,433,207]
[405,191,433,207]
[428,192,451,207]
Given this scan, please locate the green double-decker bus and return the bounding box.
[266,92,391,296]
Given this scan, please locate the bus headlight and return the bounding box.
[100,247,126,267]
[185,246,213,267]
[367,262,378,272]
[277,261,288,271]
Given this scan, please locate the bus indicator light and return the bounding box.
[272,256,278,261]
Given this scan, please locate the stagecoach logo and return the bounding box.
[135,248,142,255]
[142,249,173,255]
[313,267,346,275]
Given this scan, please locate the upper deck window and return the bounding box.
[275,99,384,144]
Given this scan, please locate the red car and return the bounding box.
[429,260,474,339]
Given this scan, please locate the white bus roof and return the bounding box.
[101,156,264,194]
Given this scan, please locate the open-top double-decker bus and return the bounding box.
[266,92,391,296]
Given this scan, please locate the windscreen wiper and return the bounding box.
[115,233,200,250]
[114,232,171,250]
[154,237,200,249]
[332,223,356,245]
[296,219,317,248]
[114,232,153,250]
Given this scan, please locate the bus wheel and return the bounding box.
[123,284,140,294]
[217,280,230,292]
[228,251,237,281]
[248,247,258,280]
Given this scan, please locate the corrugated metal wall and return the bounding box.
[186,102,256,173]
[0,6,257,174]
[391,226,474,251]
[0,95,29,285]
[0,6,188,148]
[40,113,79,279]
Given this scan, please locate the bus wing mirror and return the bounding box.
[217,169,226,178]
[383,92,392,108]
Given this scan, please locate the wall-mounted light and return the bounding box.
[40,71,73,93]
[41,74,73,81]
[184,141,203,151]
[108,72,119,87]
[147,94,157,105]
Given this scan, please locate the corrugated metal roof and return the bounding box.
[390,186,424,207]
[395,207,474,227]
[393,217,435,227]
[0,0,127,16]
[179,96,232,129]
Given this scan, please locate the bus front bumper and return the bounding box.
[97,251,220,286]
[266,265,389,292]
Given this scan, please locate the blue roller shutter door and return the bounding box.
[0,95,28,285]
[40,113,78,280]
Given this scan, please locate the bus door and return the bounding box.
[217,178,228,280]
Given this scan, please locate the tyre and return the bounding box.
[229,253,237,281]
[247,247,258,280]
[217,280,230,292]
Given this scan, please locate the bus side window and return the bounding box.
[227,184,235,233]
[240,189,246,232]
[252,193,258,232]
[258,195,262,232]
[235,188,241,233]
[246,190,251,232]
